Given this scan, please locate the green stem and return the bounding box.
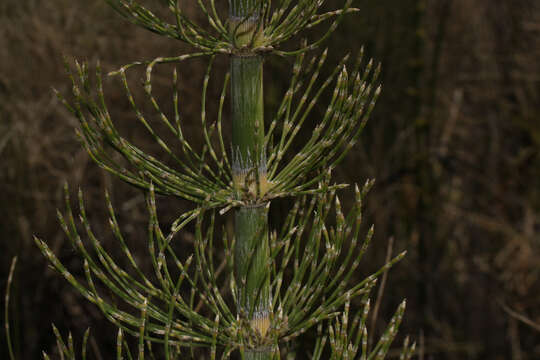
[230,2,271,358]
[234,206,270,311]
[231,55,265,172]
[234,205,271,357]
[229,0,259,17]
[244,349,272,360]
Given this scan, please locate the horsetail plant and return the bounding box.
[33,0,415,358]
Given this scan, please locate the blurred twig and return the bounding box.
[4,257,18,360]
[501,302,540,333]
[369,236,394,348]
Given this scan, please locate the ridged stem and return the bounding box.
[231,55,265,174]
[244,349,273,360]
[231,56,271,357]
[230,2,271,358]
[234,206,271,339]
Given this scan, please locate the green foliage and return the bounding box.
[57,48,380,210]
[34,178,407,354]
[103,0,358,55]
[28,0,415,358]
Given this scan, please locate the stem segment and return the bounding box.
[230,2,272,358]
[231,55,265,173]
[234,205,271,331]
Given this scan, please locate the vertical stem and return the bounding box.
[235,206,269,310]
[234,205,271,350]
[230,1,272,358]
[231,55,265,174]
[242,350,272,360]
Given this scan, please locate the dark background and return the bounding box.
[2,0,540,358]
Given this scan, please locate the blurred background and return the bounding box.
[1,0,540,358]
